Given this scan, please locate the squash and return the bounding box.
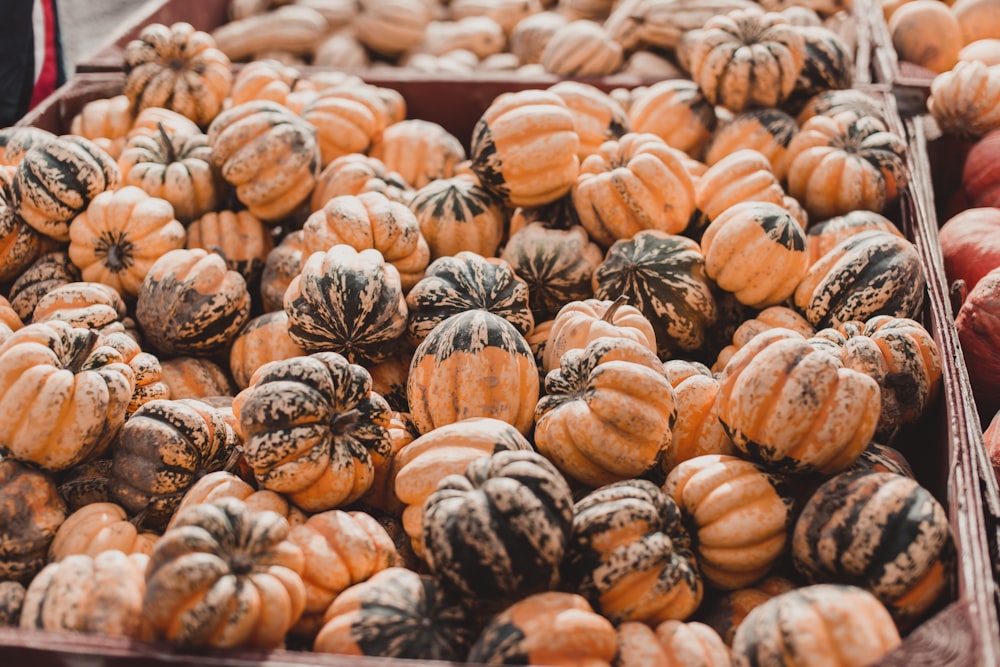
[627,79,717,158]
[7,252,83,322]
[0,198,44,284]
[593,230,718,358]
[229,59,319,112]
[410,174,505,261]
[796,88,887,126]
[806,210,902,265]
[284,244,408,365]
[785,26,854,113]
[211,5,328,61]
[29,282,130,338]
[48,502,157,561]
[565,480,703,624]
[0,582,25,627]
[0,459,67,584]
[124,22,232,125]
[405,251,533,345]
[501,224,605,323]
[187,209,273,282]
[615,620,731,667]
[143,497,306,648]
[11,135,120,242]
[354,0,431,57]
[606,0,760,53]
[659,360,737,474]
[136,247,251,356]
[423,450,574,606]
[888,0,963,74]
[730,584,901,667]
[407,309,539,435]
[848,441,915,477]
[102,331,169,417]
[234,351,392,512]
[300,93,381,168]
[69,95,133,160]
[303,191,430,291]
[370,119,466,190]
[542,297,657,374]
[21,550,150,639]
[159,356,236,399]
[260,229,305,313]
[312,154,410,213]
[692,149,786,237]
[928,60,1000,141]
[696,576,797,646]
[549,80,631,160]
[663,454,796,590]
[953,0,1000,45]
[0,127,56,168]
[0,322,134,471]
[961,133,1000,209]
[572,132,696,246]
[367,353,412,414]
[229,311,305,390]
[541,20,624,76]
[701,201,809,309]
[956,265,1000,414]
[314,567,478,661]
[468,592,618,666]
[712,306,815,373]
[535,336,677,486]
[470,89,580,208]
[704,108,798,182]
[167,470,307,531]
[68,185,186,299]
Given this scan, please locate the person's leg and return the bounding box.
[0,0,37,126]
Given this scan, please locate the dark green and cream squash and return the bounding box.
[534,336,677,487]
[704,108,799,182]
[0,126,55,168]
[0,581,25,627]
[284,244,408,366]
[563,479,703,625]
[716,327,880,475]
[730,584,901,667]
[313,567,478,661]
[0,197,44,284]
[405,251,533,345]
[572,132,696,246]
[659,359,737,474]
[847,441,914,477]
[0,459,67,584]
[55,458,113,514]
[794,230,925,329]
[615,619,731,667]
[467,591,618,666]
[233,351,392,513]
[136,247,251,357]
[499,223,604,323]
[108,398,238,529]
[11,135,120,242]
[592,230,718,359]
[784,25,854,114]
[792,470,955,628]
[7,251,83,323]
[696,575,797,646]
[409,174,506,260]
[407,309,539,436]
[508,193,582,236]
[30,281,131,337]
[663,454,795,590]
[626,79,718,159]
[805,210,902,265]
[422,450,575,607]
[795,88,886,126]
[700,201,808,309]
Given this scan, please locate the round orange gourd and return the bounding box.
[370,119,466,190]
[693,149,786,235]
[69,95,133,160]
[159,356,235,399]
[187,209,273,281]
[660,360,737,474]
[704,108,798,182]
[312,153,410,212]
[48,502,157,561]
[697,576,797,646]
[958,38,1000,64]
[540,20,624,76]
[888,0,963,73]
[548,80,631,160]
[168,471,306,530]
[300,93,381,168]
[615,620,731,667]
[542,296,657,374]
[229,311,306,390]
[229,59,319,112]
[627,79,717,158]
[712,306,815,373]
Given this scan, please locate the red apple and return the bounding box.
[956,265,1000,416]
[939,207,1000,294]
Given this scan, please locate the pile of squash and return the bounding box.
[208,0,857,79]
[0,9,956,667]
[885,0,1000,78]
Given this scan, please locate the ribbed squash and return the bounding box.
[8,252,83,322]
[692,149,786,236]
[697,576,797,646]
[0,582,25,627]
[659,360,737,474]
[167,470,307,530]
[229,311,305,390]
[712,306,815,373]
[593,230,718,358]
[627,79,717,158]
[260,229,304,313]
[407,309,539,435]
[796,88,887,126]
[370,119,466,190]
[30,282,130,337]
[300,92,381,168]
[158,356,235,400]
[186,209,273,281]
[0,127,56,168]
[48,502,157,561]
[564,480,703,624]
[848,441,914,477]
[806,210,902,265]
[663,454,795,590]
[542,297,657,374]
[229,59,319,112]
[0,459,67,584]
[615,620,731,667]
[928,59,1000,141]
[410,174,505,260]
[0,199,43,285]
[283,244,408,365]
[312,154,410,212]
[535,337,677,486]
[792,470,955,628]
[786,26,853,112]
[549,80,631,160]
[704,108,798,182]
[233,351,392,512]
[540,20,624,76]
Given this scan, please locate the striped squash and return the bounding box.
[423,450,574,607]
[313,567,477,661]
[785,26,853,113]
[409,175,505,260]
[593,230,717,359]
[284,244,408,365]
[0,201,43,284]
[563,480,703,624]
[8,252,82,322]
[0,127,55,168]
[627,79,717,158]
[0,581,25,627]
[847,441,914,478]
[549,80,631,160]
[370,119,466,190]
[407,309,538,435]
[795,88,886,126]
[805,210,902,265]
[704,108,798,182]
[542,297,657,375]
[616,620,731,667]
[660,359,737,474]
[792,471,955,628]
[712,305,814,373]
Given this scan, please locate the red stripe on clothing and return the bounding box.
[29,0,58,109]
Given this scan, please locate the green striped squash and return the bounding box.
[409,175,505,260]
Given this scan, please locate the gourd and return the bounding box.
[0,459,67,584]
[410,175,505,260]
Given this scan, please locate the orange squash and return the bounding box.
[229,311,306,390]
[48,502,157,561]
[659,360,737,474]
[542,297,657,374]
[312,154,410,212]
[0,459,67,584]
[370,119,466,189]
[615,620,731,667]
[627,79,717,158]
[928,59,1000,141]
[888,0,963,74]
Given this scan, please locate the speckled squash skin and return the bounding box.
[391,417,532,557]
[792,470,955,628]
[68,186,186,299]
[712,306,814,373]
[405,251,533,345]
[109,398,238,528]
[0,321,134,471]
[207,100,320,222]
[167,471,307,531]
[627,79,718,159]
[549,80,631,161]
[542,297,657,375]
[300,92,381,168]
[794,230,926,329]
[410,174,505,261]
[564,480,702,625]
[730,584,901,667]
[696,576,797,646]
[407,309,539,436]
[0,127,56,168]
[805,210,902,265]
[0,460,67,584]
[692,149,786,236]
[809,316,942,441]
[705,108,798,182]
[663,454,795,590]
[303,191,430,291]
[21,550,150,639]
[470,89,581,208]
[313,567,477,661]
[847,441,914,477]
[358,410,417,516]
[48,502,157,561]
[229,311,305,390]
[143,497,306,648]
[11,135,121,242]
[260,229,305,313]
[795,88,886,127]
[422,450,574,607]
[535,337,677,487]
[30,282,130,337]
[659,360,737,474]
[0,581,25,626]
[572,132,696,247]
[701,201,808,309]
[284,244,408,365]
[233,351,392,512]
[123,21,231,126]
[0,198,44,284]
[593,230,718,359]
[786,26,853,110]
[159,356,236,400]
[370,119,466,190]
[928,59,1000,142]
[186,210,273,281]
[615,620,732,667]
[468,591,618,666]
[500,224,604,324]
[312,154,410,213]
[8,252,82,323]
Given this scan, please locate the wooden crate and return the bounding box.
[867,0,937,117]
[11,74,1000,666]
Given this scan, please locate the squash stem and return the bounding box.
[66,330,100,373]
[603,295,629,322]
[157,121,178,164]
